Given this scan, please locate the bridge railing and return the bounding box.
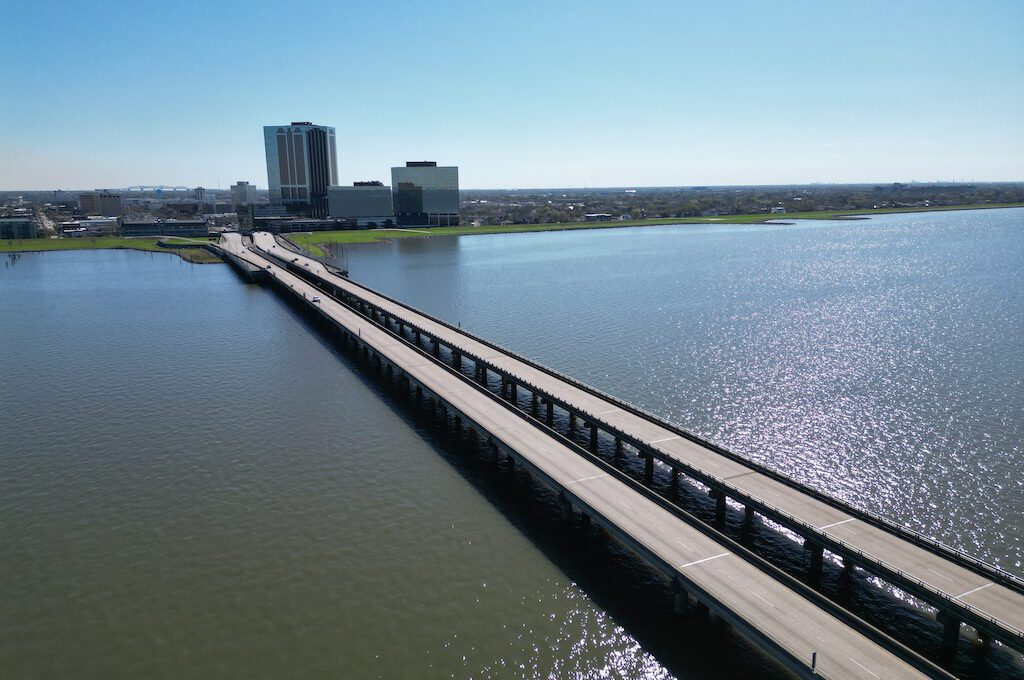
[275,265,946,680]
[490,368,1024,644]
[270,235,1024,597]
[255,234,1024,611]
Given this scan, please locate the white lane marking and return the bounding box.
[818,518,856,530]
[618,501,632,510]
[927,567,955,582]
[596,408,623,415]
[567,473,608,485]
[680,552,730,569]
[848,657,880,679]
[651,435,682,444]
[956,582,993,599]
[675,539,694,551]
[751,591,775,608]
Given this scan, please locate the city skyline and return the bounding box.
[2,0,1023,190]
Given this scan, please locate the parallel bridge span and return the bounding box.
[216,233,948,679]
[249,230,1024,659]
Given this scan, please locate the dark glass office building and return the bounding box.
[390,161,459,226]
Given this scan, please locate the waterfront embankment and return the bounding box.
[0,235,221,262]
[287,203,1024,254]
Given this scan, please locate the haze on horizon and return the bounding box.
[1,0,1022,191]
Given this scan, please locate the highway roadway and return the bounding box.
[249,230,1024,654]
[217,233,944,678]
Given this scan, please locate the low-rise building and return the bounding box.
[328,182,395,226]
[251,216,353,234]
[121,219,210,238]
[60,217,119,236]
[0,216,37,239]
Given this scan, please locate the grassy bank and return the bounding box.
[0,236,222,263]
[287,202,1024,255]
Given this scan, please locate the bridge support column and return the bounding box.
[709,489,726,524]
[938,612,961,655]
[415,330,421,344]
[431,339,440,356]
[509,382,517,402]
[559,493,572,521]
[531,394,539,416]
[644,454,654,482]
[569,413,577,434]
[805,541,824,584]
[453,352,462,370]
[479,365,487,385]
[744,505,755,527]
[672,580,689,616]
[589,424,598,451]
[398,322,404,334]
[615,437,623,455]
[546,401,554,426]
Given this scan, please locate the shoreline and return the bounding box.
[287,202,1024,255]
[2,204,1020,259]
[0,236,222,263]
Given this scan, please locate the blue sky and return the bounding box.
[1,0,1022,189]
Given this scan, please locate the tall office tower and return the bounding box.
[263,122,338,218]
[390,161,459,226]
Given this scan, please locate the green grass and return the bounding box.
[286,202,1024,255]
[0,235,223,263]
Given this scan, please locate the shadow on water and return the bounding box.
[257,279,1024,680]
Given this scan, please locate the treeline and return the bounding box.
[460,183,1024,225]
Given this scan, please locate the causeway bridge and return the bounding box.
[217,232,1021,677]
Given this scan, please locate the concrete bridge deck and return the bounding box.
[249,231,1024,656]
[217,233,944,679]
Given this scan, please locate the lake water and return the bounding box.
[2,208,1022,678]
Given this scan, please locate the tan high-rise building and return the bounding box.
[263,122,338,218]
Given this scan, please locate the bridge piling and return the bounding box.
[589,424,598,451]
[644,453,654,482]
[672,579,689,615]
[805,541,824,584]
[939,612,961,655]
[559,493,572,521]
[531,393,539,416]
[709,489,726,524]
[546,400,554,426]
